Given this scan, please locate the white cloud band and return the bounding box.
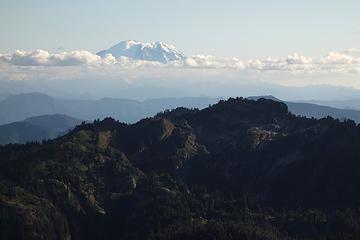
[0,49,360,74]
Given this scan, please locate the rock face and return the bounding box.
[1,98,360,239]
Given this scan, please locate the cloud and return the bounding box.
[1,49,360,74]
[343,48,360,57]
[0,49,360,86]
[182,51,360,73]
[0,50,110,66]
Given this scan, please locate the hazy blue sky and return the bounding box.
[1,0,359,58]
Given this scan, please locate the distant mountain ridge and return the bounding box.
[97,40,186,63]
[302,98,360,110]
[0,114,82,145]
[0,93,58,124]
[248,95,360,122]
[24,114,83,133]
[2,93,360,126]
[0,93,220,125]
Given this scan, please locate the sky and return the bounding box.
[1,0,359,58]
[0,0,360,98]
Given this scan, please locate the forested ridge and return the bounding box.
[1,98,360,239]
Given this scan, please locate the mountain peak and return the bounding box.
[97,40,186,63]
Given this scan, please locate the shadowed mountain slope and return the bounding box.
[1,98,360,239]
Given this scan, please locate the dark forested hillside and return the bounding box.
[1,98,360,240]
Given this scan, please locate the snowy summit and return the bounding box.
[97,40,186,64]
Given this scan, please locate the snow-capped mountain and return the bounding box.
[97,40,186,64]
